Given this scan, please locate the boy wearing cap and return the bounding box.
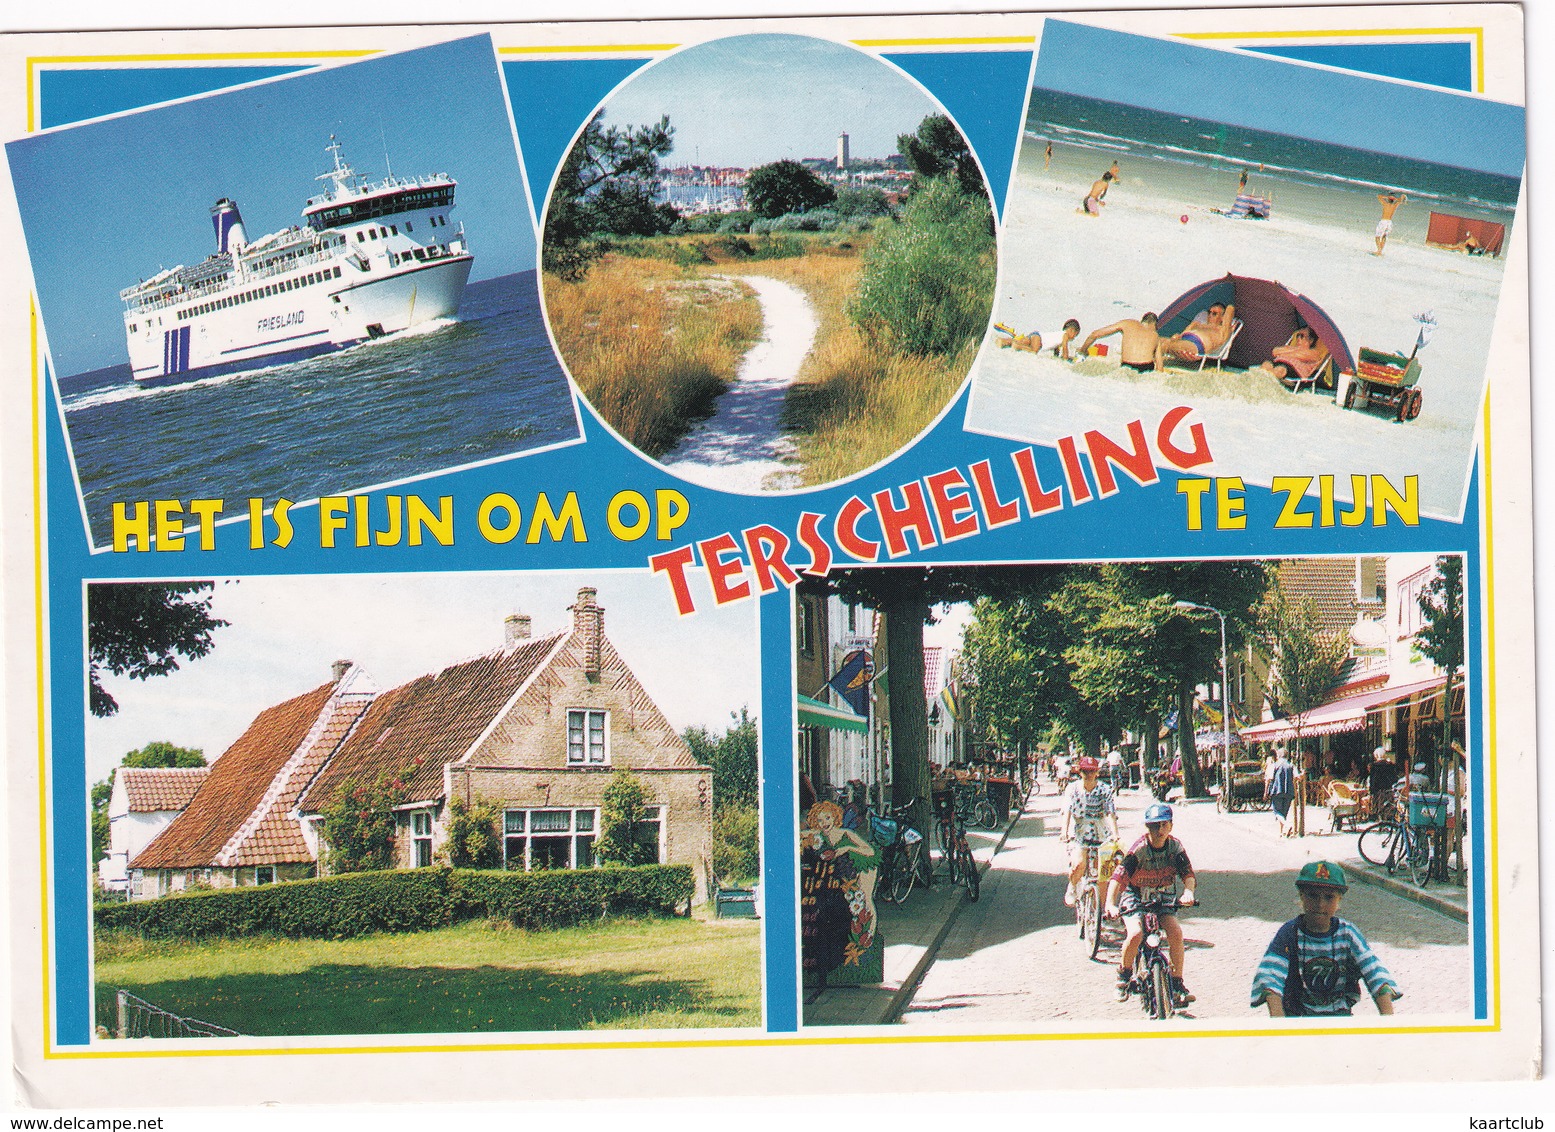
[1105,803,1197,1006]
[1061,756,1119,907]
[1251,861,1400,1016]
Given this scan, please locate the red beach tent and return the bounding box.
[1158,273,1355,375]
[1426,211,1505,257]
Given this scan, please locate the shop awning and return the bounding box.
[1239,675,1446,743]
[798,693,868,733]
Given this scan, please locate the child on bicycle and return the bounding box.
[1061,756,1118,908]
[1105,802,1197,1007]
[1251,861,1399,1017]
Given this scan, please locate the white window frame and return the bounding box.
[502,807,598,872]
[634,805,666,865]
[1397,568,1432,640]
[255,865,275,886]
[566,708,610,765]
[411,810,434,868]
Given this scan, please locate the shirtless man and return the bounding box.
[1160,301,1236,364]
[1081,171,1113,216]
[1374,192,1407,255]
[1079,313,1161,372]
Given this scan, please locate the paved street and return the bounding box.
[898,781,1470,1027]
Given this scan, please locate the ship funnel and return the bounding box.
[210,198,248,254]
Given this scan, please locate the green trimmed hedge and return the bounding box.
[94,865,695,941]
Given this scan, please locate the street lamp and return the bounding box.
[1175,600,1231,800]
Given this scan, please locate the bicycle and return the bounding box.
[953,781,999,830]
[1357,795,1441,887]
[870,799,927,904]
[935,797,981,902]
[1072,840,1114,959]
[1119,896,1193,1020]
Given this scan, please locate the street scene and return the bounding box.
[897,783,1467,1026]
[797,553,1473,1026]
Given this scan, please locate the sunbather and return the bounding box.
[1161,302,1236,363]
[1257,327,1328,386]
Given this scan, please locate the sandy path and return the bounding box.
[662,274,818,494]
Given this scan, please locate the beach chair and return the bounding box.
[1271,330,1335,393]
[1192,318,1242,371]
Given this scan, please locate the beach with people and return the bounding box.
[967,133,1517,519]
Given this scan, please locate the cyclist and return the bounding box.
[1251,861,1399,1016]
[1061,756,1119,907]
[1105,801,1198,1007]
[1105,746,1126,792]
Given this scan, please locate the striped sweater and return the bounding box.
[1251,916,1401,1016]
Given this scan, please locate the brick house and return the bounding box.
[128,587,715,904]
[97,766,209,894]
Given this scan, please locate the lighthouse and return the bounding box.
[837,131,850,172]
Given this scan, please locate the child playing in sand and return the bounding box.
[994,319,1081,360]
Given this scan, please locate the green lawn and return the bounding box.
[96,917,761,1036]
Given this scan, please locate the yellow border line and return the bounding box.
[497,44,678,55]
[25,51,371,134]
[1179,27,1485,95]
[33,301,52,1050]
[1481,398,1500,1019]
[48,1020,1497,1060]
[852,37,1034,47]
[33,28,1506,1059]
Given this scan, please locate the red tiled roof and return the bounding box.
[119,767,209,812]
[1276,559,1360,633]
[132,684,335,870]
[298,634,564,813]
[224,691,374,867]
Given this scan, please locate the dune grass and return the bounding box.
[723,246,971,485]
[544,256,761,459]
[95,917,761,1037]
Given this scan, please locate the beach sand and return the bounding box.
[966,141,1514,518]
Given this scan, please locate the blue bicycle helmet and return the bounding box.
[1144,802,1174,824]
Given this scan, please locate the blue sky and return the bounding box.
[8,36,535,378]
[601,33,940,169]
[1036,20,1525,180]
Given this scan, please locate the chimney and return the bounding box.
[570,587,604,678]
[331,660,352,683]
[504,614,532,647]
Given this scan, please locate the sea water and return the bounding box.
[56,271,579,544]
[1027,89,1519,245]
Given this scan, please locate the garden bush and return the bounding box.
[95,865,695,940]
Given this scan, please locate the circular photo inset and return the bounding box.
[541,33,997,493]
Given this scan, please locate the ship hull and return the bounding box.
[129,255,473,387]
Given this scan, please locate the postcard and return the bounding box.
[0,5,1537,1110]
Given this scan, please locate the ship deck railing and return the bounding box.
[122,240,346,315]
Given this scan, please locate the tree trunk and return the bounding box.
[1142,710,1160,775]
[1178,684,1207,798]
[882,594,932,875]
[1292,726,1307,837]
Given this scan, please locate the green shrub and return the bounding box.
[95,865,694,940]
[712,802,760,885]
[848,177,995,357]
[443,798,501,869]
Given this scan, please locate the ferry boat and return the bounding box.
[121,137,473,385]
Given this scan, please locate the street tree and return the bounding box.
[897,113,987,199]
[90,740,207,866]
[745,160,836,219]
[543,112,677,281]
[88,582,228,717]
[1258,568,1351,834]
[685,707,760,884]
[1416,555,1466,877]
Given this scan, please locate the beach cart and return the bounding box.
[1342,346,1423,421]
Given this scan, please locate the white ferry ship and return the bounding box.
[121,138,473,385]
